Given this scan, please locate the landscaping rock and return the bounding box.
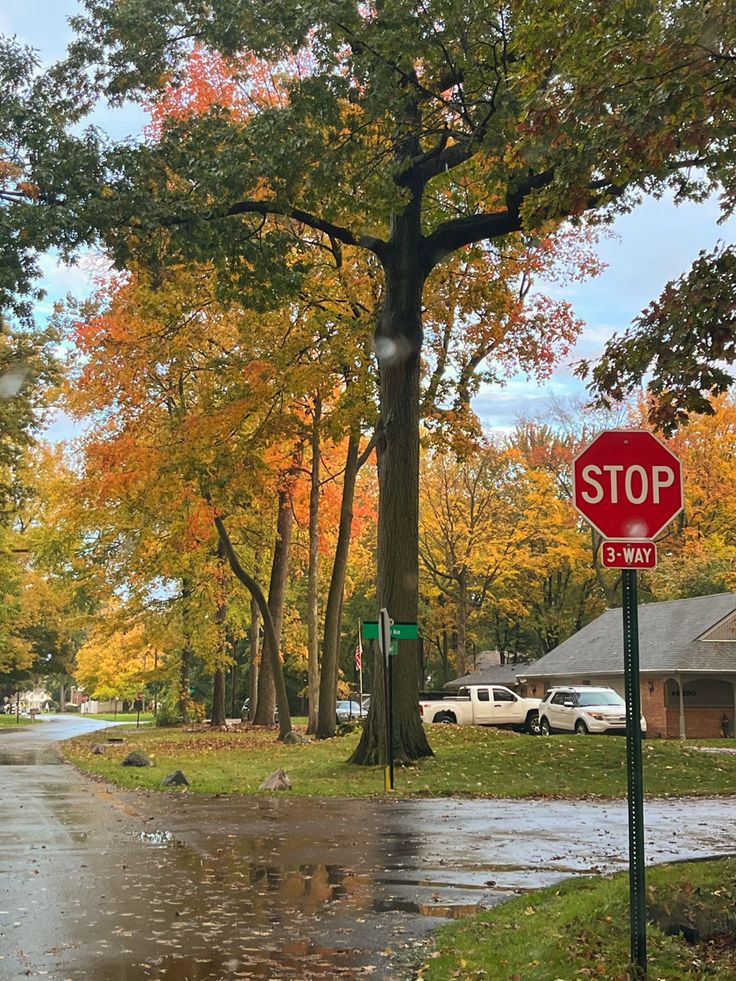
[161,769,189,787]
[121,750,153,767]
[106,735,126,743]
[259,768,291,791]
[283,730,310,745]
[90,743,107,755]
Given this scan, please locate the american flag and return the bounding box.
[355,628,363,671]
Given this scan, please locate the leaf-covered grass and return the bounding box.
[0,714,32,728]
[60,722,736,798]
[421,856,736,980]
[76,712,156,723]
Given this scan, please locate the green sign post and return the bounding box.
[362,621,418,641]
[378,608,394,791]
[367,616,419,792]
[623,570,647,974]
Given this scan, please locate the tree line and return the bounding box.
[0,1,734,760]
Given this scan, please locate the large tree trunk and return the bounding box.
[351,188,433,764]
[254,486,294,726]
[178,579,194,722]
[214,515,292,738]
[456,572,468,677]
[248,595,260,720]
[178,644,192,722]
[317,425,362,738]
[211,668,226,726]
[306,396,321,735]
[210,542,229,727]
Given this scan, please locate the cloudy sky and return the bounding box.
[5,0,736,436]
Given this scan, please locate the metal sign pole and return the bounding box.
[622,569,647,975]
[379,608,394,791]
[387,644,394,791]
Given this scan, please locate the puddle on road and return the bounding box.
[83,945,366,980]
[14,747,731,980]
[0,748,61,765]
[373,895,481,919]
[34,833,440,979]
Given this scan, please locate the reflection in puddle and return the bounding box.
[57,857,383,979]
[373,896,480,919]
[17,730,727,980]
[87,944,365,980]
[139,830,177,846]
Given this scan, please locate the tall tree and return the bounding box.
[419,441,523,676]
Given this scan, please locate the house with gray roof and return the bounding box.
[519,592,736,739]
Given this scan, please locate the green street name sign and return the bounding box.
[361,621,418,641]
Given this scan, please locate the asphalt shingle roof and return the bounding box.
[444,663,532,690]
[522,593,736,678]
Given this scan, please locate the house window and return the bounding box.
[665,679,732,708]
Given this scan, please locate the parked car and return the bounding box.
[418,684,541,734]
[538,686,647,736]
[336,700,362,723]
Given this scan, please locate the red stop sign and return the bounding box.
[573,430,683,540]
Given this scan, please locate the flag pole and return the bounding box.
[357,620,363,717]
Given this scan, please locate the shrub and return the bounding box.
[155,692,183,727]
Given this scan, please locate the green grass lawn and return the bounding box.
[0,714,32,728]
[421,856,736,980]
[75,712,156,723]
[60,723,736,798]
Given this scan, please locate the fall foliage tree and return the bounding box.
[419,440,525,676]
[60,268,301,731]
[0,325,60,681]
[75,621,160,705]
[581,244,736,433]
[639,394,736,599]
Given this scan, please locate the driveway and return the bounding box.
[0,717,734,979]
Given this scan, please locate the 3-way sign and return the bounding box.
[601,540,657,570]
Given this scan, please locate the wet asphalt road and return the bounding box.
[0,717,734,980]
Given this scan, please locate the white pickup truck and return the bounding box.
[419,684,541,734]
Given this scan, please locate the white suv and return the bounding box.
[538,686,647,736]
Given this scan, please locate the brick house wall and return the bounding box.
[664,707,729,739]
[640,677,667,738]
